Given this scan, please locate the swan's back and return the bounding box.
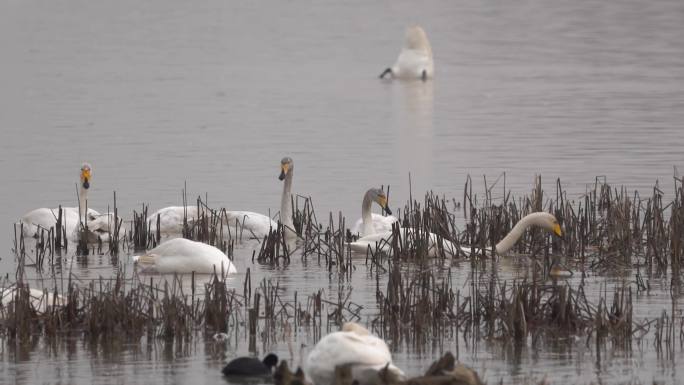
[147,206,199,235]
[305,324,404,385]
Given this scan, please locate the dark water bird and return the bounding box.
[222,353,279,376]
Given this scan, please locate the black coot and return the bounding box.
[222,353,279,376]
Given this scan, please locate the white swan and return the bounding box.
[351,188,398,236]
[147,157,295,241]
[379,25,434,81]
[304,322,405,385]
[1,287,67,314]
[132,238,237,274]
[19,163,121,242]
[350,212,562,257]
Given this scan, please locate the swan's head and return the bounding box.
[369,188,392,215]
[341,322,370,336]
[80,163,92,190]
[404,25,432,54]
[532,212,562,237]
[279,157,293,181]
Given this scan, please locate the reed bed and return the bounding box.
[4,176,684,375]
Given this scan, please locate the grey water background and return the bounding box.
[1,0,684,384]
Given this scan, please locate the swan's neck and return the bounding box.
[79,186,89,221]
[280,170,294,230]
[495,213,543,254]
[361,191,374,235]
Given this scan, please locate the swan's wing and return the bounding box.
[352,215,398,236]
[223,211,277,239]
[147,206,199,234]
[371,214,398,233]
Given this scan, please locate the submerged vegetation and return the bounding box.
[4,175,684,383]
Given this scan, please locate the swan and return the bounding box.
[222,353,279,376]
[19,163,121,241]
[351,188,398,236]
[132,238,237,274]
[379,25,434,81]
[147,157,295,241]
[349,212,562,257]
[221,157,296,240]
[1,287,67,314]
[304,322,406,385]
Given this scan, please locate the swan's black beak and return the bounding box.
[279,163,289,181]
[82,179,90,189]
[384,205,392,216]
[379,68,392,79]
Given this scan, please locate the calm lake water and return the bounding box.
[1,0,684,384]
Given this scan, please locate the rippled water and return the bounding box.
[2,0,684,384]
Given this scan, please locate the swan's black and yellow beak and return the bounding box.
[279,163,289,181]
[553,223,562,237]
[377,195,392,215]
[81,168,91,189]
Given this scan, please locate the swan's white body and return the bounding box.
[148,158,295,241]
[350,227,458,257]
[350,213,561,257]
[132,238,237,274]
[19,164,123,242]
[1,287,67,313]
[147,206,200,235]
[352,214,398,236]
[304,323,405,385]
[383,25,434,80]
[221,210,278,239]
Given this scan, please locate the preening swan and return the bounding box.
[379,25,434,81]
[304,322,405,385]
[19,163,121,241]
[350,212,562,257]
[351,188,398,236]
[132,238,237,274]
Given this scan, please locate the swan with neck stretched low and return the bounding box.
[132,238,237,274]
[352,188,398,236]
[349,212,562,257]
[379,25,434,81]
[147,205,200,235]
[304,322,406,385]
[19,163,121,242]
